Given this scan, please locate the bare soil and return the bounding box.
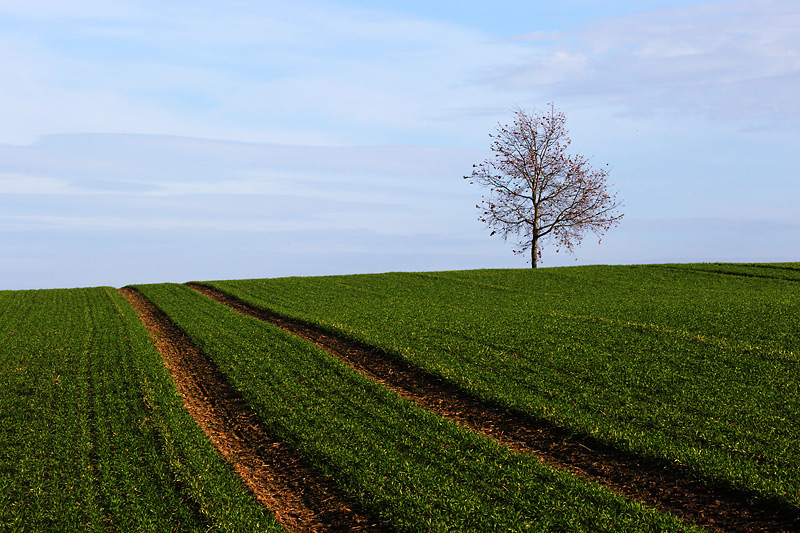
[120,287,392,533]
[188,283,800,533]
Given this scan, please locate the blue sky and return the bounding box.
[1,0,798,289]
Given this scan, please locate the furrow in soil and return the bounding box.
[188,282,800,533]
[120,287,391,533]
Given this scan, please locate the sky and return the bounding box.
[1,0,798,290]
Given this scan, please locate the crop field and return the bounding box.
[2,263,798,532]
[206,263,800,512]
[0,287,282,531]
[134,282,697,532]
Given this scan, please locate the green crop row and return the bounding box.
[663,262,800,283]
[0,287,284,532]
[134,282,698,532]
[205,263,800,507]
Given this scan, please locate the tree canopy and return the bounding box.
[466,104,623,268]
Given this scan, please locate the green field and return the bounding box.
[1,263,797,531]
[135,281,697,532]
[0,287,283,532]
[206,263,800,508]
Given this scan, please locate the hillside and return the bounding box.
[2,263,798,531]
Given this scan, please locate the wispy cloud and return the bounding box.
[491,0,800,126]
[0,1,530,145]
[0,134,480,236]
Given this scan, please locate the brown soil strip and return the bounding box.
[189,283,800,533]
[119,287,391,533]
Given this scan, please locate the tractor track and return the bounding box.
[188,282,800,533]
[120,287,391,533]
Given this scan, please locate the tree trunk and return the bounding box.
[531,233,538,269]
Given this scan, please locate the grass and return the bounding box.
[206,263,800,507]
[134,281,699,532]
[3,263,796,531]
[0,287,285,532]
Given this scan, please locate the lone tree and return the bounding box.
[465,104,623,268]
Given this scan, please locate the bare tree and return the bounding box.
[465,104,623,268]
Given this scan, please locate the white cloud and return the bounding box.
[0,173,71,194]
[0,0,537,145]
[490,0,800,126]
[0,133,480,235]
[3,0,799,148]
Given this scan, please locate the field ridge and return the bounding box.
[188,282,800,533]
[657,263,800,283]
[120,287,391,532]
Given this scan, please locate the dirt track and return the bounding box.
[187,283,800,533]
[120,287,391,533]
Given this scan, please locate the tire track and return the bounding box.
[188,283,800,533]
[119,287,391,533]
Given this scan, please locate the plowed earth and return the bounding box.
[120,288,391,533]
[188,283,800,533]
